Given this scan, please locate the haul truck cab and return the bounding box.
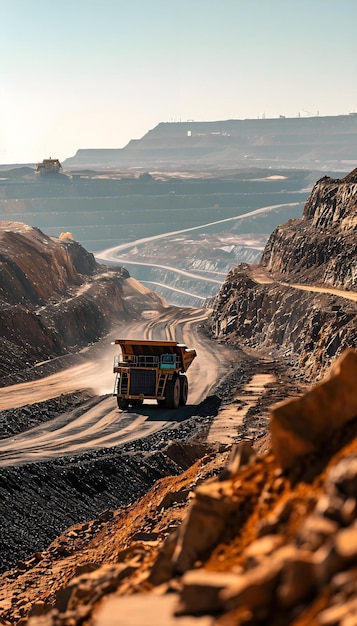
[112,339,197,410]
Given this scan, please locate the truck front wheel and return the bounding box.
[132,399,144,408]
[165,376,180,409]
[117,397,129,410]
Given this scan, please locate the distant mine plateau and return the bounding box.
[0,114,355,305]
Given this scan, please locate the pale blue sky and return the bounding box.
[1,0,356,163]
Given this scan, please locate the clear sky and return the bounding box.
[1,0,356,164]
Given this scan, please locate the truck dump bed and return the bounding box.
[113,339,197,373]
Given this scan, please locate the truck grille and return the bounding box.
[130,370,156,395]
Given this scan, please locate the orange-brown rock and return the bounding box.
[270,349,357,468]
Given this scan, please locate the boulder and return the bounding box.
[270,349,357,468]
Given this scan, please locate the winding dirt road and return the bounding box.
[0,307,237,467]
[96,202,301,302]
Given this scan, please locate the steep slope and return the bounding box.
[208,170,357,380]
[0,222,165,384]
[262,169,357,289]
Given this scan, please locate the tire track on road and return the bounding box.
[0,306,236,467]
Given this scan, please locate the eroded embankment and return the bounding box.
[209,170,357,382]
[209,266,357,380]
[262,169,357,289]
[0,222,165,383]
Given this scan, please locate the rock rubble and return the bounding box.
[2,349,355,626]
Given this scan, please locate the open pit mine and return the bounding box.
[0,168,356,626]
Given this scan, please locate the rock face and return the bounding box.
[0,222,164,383]
[0,222,96,305]
[208,170,357,380]
[262,169,357,289]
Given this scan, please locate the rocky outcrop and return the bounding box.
[262,169,357,289]
[0,222,164,383]
[209,265,356,379]
[166,351,357,624]
[0,222,99,306]
[270,349,357,467]
[209,170,357,379]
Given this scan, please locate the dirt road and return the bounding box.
[248,265,357,302]
[0,307,237,466]
[96,203,300,304]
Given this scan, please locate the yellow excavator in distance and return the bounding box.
[35,157,62,175]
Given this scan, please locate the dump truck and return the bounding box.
[112,339,197,410]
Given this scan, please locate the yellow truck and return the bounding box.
[112,339,197,410]
[35,157,62,175]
